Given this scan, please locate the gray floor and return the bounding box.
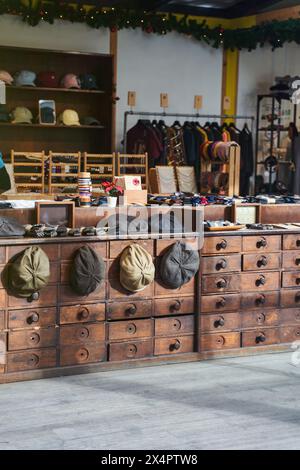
[0,351,300,450]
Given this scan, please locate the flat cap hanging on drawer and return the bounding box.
[120,244,155,293]
[160,241,199,289]
[70,245,105,296]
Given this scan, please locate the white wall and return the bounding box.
[116,29,223,149]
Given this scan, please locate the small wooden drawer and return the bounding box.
[156,238,199,256]
[154,335,194,355]
[0,247,5,264]
[108,278,154,299]
[107,300,152,321]
[281,289,300,308]
[61,242,107,261]
[280,326,300,343]
[201,274,240,294]
[282,251,300,270]
[242,328,280,347]
[200,332,240,351]
[283,234,300,250]
[108,319,153,341]
[242,253,281,271]
[200,312,240,333]
[0,311,4,330]
[49,262,59,284]
[0,265,5,288]
[201,294,240,313]
[7,348,56,372]
[241,310,279,329]
[8,307,56,329]
[109,240,154,259]
[0,289,5,308]
[154,297,194,316]
[202,236,241,255]
[155,278,195,297]
[109,339,153,361]
[8,285,57,308]
[8,244,59,261]
[60,303,105,324]
[60,323,105,346]
[242,235,281,253]
[282,272,300,288]
[280,308,300,325]
[8,327,56,351]
[60,283,106,304]
[0,332,6,354]
[241,291,279,309]
[155,315,194,337]
[240,272,280,292]
[60,342,106,366]
[201,254,241,274]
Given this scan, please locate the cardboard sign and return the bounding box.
[223,96,231,111]
[114,175,142,191]
[160,93,169,108]
[194,95,203,110]
[127,91,136,107]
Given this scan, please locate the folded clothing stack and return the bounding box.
[24,224,98,238]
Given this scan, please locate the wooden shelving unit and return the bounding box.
[48,152,81,194]
[83,153,115,190]
[11,150,45,193]
[116,153,148,190]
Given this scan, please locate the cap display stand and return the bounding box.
[48,151,81,194]
[11,150,45,193]
[83,153,115,190]
[116,153,148,190]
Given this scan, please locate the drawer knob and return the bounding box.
[257,238,267,248]
[256,294,266,305]
[125,304,137,316]
[297,240,300,247]
[256,313,266,324]
[169,340,181,351]
[29,332,40,345]
[27,354,39,366]
[257,256,268,267]
[127,323,137,334]
[214,316,225,328]
[256,333,266,344]
[216,259,227,270]
[127,344,137,357]
[216,336,225,346]
[27,292,40,303]
[256,275,266,287]
[217,239,227,250]
[77,348,89,362]
[295,258,300,266]
[295,293,300,303]
[171,300,181,312]
[172,319,182,331]
[27,312,39,324]
[77,327,89,340]
[217,297,226,308]
[217,278,227,289]
[78,308,89,320]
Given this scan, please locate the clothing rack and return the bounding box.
[123,110,255,150]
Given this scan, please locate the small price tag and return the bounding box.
[223,96,231,111]
[127,91,136,107]
[160,93,169,108]
[0,80,6,105]
[194,95,203,110]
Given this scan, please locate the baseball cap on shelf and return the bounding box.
[0,70,13,85]
[80,116,101,126]
[60,73,81,89]
[14,70,36,87]
[11,107,33,124]
[36,71,59,88]
[58,109,80,126]
[80,73,98,90]
[0,104,11,122]
[40,106,55,124]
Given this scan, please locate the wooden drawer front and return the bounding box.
[109,339,153,361]
[8,327,56,351]
[280,326,300,343]
[0,290,5,309]
[7,348,56,372]
[61,242,107,261]
[8,244,59,261]
[200,312,240,333]
[242,235,281,253]
[60,303,105,324]
[0,247,5,264]
[200,332,240,351]
[60,323,105,346]
[49,263,59,284]
[202,254,241,274]
[202,236,241,255]
[107,300,152,321]
[8,285,57,308]
[155,278,195,297]
[280,308,300,325]
[241,310,279,329]
[154,335,194,355]
[109,240,154,259]
[283,234,300,250]
[282,272,300,288]
[201,294,240,313]
[156,238,198,256]
[282,251,300,270]
[60,283,106,304]
[109,319,153,341]
[242,328,280,347]
[108,278,154,299]
[0,265,5,288]
[241,291,279,309]
[240,272,280,292]
[281,289,300,308]
[0,311,4,331]
[60,342,106,366]
[8,307,56,329]
[155,315,194,337]
[154,297,194,317]
[201,274,240,294]
[242,253,281,271]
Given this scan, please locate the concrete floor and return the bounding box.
[0,351,300,450]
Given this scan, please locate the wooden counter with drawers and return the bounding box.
[0,228,299,383]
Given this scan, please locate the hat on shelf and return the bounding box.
[80,73,98,90]
[40,106,55,124]
[0,70,13,85]
[11,107,33,124]
[160,241,200,289]
[60,73,81,89]
[0,104,11,123]
[120,243,155,293]
[36,71,59,88]
[57,109,80,126]
[13,70,36,87]
[70,245,105,296]
[80,116,101,126]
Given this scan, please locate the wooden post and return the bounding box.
[110,29,118,153]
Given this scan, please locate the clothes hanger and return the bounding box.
[173,120,181,127]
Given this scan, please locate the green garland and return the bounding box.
[1,0,300,50]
